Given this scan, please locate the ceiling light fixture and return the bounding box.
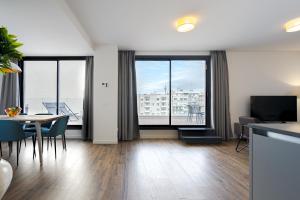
[284,17,300,32]
[176,16,197,32]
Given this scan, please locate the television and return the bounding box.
[250,96,297,122]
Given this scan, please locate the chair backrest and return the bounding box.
[0,121,25,141]
[48,116,69,137]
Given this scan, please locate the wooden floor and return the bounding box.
[2,139,249,200]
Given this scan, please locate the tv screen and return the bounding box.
[250,96,297,122]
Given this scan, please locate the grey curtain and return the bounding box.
[82,56,94,140]
[118,51,139,141]
[211,51,232,140]
[0,72,20,114]
[0,59,21,113]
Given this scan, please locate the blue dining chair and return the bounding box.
[41,116,69,158]
[0,121,27,166]
[22,113,54,156]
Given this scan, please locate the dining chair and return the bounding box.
[41,116,69,158]
[0,121,27,166]
[23,113,54,155]
[19,113,37,158]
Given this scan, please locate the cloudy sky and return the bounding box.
[136,60,206,94]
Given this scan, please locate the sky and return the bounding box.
[136,60,206,94]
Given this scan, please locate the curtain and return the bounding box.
[82,56,94,140]
[118,51,139,141]
[211,51,232,140]
[0,72,20,114]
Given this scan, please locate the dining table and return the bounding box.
[0,115,63,166]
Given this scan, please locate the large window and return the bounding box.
[136,56,210,127]
[22,57,86,126]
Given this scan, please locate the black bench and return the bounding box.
[177,127,222,144]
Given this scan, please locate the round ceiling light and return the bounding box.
[284,17,300,32]
[176,16,197,32]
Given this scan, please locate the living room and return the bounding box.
[0,0,300,199]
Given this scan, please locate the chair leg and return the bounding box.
[18,140,22,154]
[235,134,242,152]
[0,142,2,157]
[33,135,37,158]
[61,136,64,150]
[8,142,12,157]
[64,135,67,151]
[236,134,249,152]
[42,137,44,153]
[32,135,36,159]
[24,138,26,147]
[17,141,19,166]
[47,137,49,150]
[54,136,57,159]
[62,135,66,150]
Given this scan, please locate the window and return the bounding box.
[135,56,210,127]
[22,57,86,126]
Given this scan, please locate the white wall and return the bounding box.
[228,51,300,126]
[93,45,119,144]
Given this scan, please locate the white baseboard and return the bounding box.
[93,140,118,144]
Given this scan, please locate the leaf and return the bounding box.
[0,26,23,71]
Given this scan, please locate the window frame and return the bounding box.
[135,55,211,130]
[19,56,88,129]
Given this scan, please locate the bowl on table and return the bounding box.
[4,107,22,117]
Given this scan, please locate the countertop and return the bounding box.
[248,123,300,138]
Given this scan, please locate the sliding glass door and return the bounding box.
[59,61,86,125]
[22,57,86,126]
[135,56,210,127]
[171,60,206,125]
[136,60,170,125]
[24,61,57,115]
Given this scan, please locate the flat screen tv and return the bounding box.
[250,96,297,122]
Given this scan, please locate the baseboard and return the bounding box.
[65,129,82,139]
[140,130,178,139]
[65,135,82,139]
[93,139,118,144]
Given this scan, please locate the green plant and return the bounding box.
[0,26,23,73]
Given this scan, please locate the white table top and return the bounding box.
[0,115,63,123]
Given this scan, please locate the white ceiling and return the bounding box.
[66,0,300,51]
[1,0,300,54]
[0,0,93,55]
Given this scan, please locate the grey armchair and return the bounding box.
[235,116,260,152]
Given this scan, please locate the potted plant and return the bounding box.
[0,26,23,74]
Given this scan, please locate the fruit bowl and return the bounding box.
[4,107,22,117]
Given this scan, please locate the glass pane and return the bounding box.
[59,60,86,125]
[136,60,170,125]
[171,60,206,125]
[24,61,57,115]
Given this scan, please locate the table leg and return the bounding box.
[35,122,43,166]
